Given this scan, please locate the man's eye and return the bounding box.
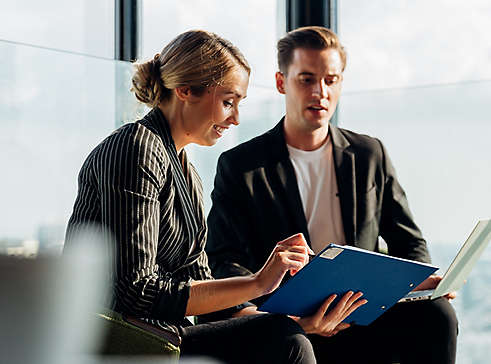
[300,77,313,84]
[326,77,338,86]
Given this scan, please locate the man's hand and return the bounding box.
[290,291,367,337]
[413,274,457,300]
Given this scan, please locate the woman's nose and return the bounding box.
[230,107,240,125]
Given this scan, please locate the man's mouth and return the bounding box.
[307,105,327,111]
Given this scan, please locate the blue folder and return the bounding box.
[259,244,438,325]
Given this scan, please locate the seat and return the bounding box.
[96,308,180,359]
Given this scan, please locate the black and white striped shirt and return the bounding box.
[65,107,213,324]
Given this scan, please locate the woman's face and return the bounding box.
[182,67,249,147]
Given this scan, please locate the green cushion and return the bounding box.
[96,309,180,360]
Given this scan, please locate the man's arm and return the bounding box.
[377,139,431,263]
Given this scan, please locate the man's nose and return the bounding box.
[313,79,329,98]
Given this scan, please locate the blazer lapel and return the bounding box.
[276,159,311,245]
[268,120,311,245]
[330,125,357,245]
[141,108,199,255]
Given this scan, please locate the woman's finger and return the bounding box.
[277,233,309,248]
[276,250,310,272]
[275,245,311,256]
[277,252,310,268]
[284,260,304,272]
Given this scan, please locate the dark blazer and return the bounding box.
[65,108,213,325]
[206,118,430,284]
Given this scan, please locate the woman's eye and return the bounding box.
[223,100,233,108]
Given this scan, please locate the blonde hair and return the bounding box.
[277,26,347,74]
[131,30,250,108]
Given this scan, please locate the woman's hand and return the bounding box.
[186,233,311,316]
[253,233,313,295]
[290,291,367,337]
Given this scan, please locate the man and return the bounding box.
[205,26,458,363]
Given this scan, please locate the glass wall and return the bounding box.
[142,0,281,88]
[0,40,141,256]
[339,0,491,92]
[339,2,491,361]
[340,82,491,363]
[0,0,114,59]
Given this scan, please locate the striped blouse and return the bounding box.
[65,107,213,324]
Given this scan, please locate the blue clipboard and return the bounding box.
[259,244,438,325]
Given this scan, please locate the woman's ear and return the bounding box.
[174,86,192,101]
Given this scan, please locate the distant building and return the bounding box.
[0,238,39,258]
[37,224,65,255]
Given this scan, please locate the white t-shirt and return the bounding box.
[287,134,346,253]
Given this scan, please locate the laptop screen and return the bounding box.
[433,219,491,298]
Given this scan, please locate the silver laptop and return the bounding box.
[400,219,491,302]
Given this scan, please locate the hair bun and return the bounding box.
[131,57,168,108]
[150,55,163,84]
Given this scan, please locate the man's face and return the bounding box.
[276,47,343,134]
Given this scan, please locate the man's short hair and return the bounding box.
[277,26,347,75]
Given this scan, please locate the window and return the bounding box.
[0,0,114,58]
[339,3,491,361]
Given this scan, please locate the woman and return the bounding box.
[65,30,365,363]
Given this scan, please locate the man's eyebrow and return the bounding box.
[297,72,341,77]
[298,72,315,76]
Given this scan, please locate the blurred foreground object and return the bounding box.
[0,226,213,363]
[0,227,108,364]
